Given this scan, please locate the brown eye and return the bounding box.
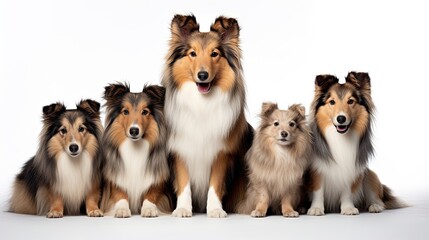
[190,51,197,57]
[274,121,279,127]
[329,100,335,105]
[347,99,355,105]
[78,126,85,133]
[142,109,149,116]
[123,109,129,115]
[289,122,296,128]
[211,51,219,57]
[59,128,67,135]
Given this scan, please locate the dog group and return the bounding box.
[9,15,406,218]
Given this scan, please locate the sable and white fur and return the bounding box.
[9,100,104,218]
[101,83,171,218]
[162,15,253,217]
[238,103,312,217]
[307,72,406,215]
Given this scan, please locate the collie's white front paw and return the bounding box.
[207,209,227,218]
[341,207,359,215]
[47,210,63,218]
[141,207,159,217]
[141,200,159,217]
[87,209,104,217]
[172,208,192,217]
[250,209,266,218]
[369,203,384,213]
[115,208,131,218]
[283,210,299,218]
[307,207,325,216]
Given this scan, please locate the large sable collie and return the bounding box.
[238,103,312,217]
[101,83,171,218]
[9,100,103,218]
[307,72,406,215]
[162,15,253,217]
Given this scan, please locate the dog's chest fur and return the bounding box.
[54,151,93,214]
[250,145,304,201]
[165,82,241,208]
[115,139,155,213]
[315,126,365,202]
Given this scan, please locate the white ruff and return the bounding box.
[165,82,241,207]
[314,126,364,208]
[55,151,93,214]
[115,138,155,214]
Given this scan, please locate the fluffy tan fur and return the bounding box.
[238,103,312,217]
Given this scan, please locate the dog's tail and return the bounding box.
[157,192,173,215]
[382,185,408,209]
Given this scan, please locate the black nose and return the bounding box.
[197,71,209,81]
[281,131,288,138]
[337,115,347,124]
[69,144,79,153]
[129,127,140,137]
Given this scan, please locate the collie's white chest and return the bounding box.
[317,126,364,193]
[165,82,241,203]
[116,139,154,213]
[55,151,93,213]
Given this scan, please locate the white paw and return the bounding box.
[341,207,359,215]
[207,209,227,218]
[114,208,131,218]
[283,210,299,218]
[47,210,63,218]
[87,209,104,217]
[250,209,266,217]
[172,208,192,217]
[369,203,384,213]
[141,206,159,217]
[307,207,325,216]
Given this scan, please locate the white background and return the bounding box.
[0,0,428,239]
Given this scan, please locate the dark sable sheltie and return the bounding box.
[9,100,103,218]
[101,83,171,218]
[162,15,253,217]
[238,103,312,217]
[307,72,406,215]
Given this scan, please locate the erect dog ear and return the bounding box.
[261,102,278,118]
[77,99,100,116]
[171,14,199,42]
[289,104,306,119]
[210,16,240,45]
[104,82,130,102]
[42,102,66,120]
[143,85,166,107]
[346,71,371,93]
[315,74,339,93]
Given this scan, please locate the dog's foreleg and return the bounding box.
[207,152,230,218]
[172,156,192,217]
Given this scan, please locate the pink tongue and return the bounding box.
[197,83,211,93]
[337,125,347,131]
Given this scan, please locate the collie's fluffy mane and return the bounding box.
[310,72,375,166]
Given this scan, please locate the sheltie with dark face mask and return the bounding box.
[9,100,104,218]
[100,83,171,218]
[307,72,406,215]
[238,103,311,217]
[162,14,253,217]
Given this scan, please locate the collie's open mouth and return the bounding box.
[196,82,212,94]
[335,123,351,134]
